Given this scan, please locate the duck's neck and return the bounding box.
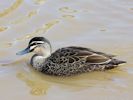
[31,47,51,71]
[30,54,46,71]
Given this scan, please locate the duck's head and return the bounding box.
[16,37,52,57]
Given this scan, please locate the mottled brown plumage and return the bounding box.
[38,46,126,76]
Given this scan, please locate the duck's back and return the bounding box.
[41,46,125,76]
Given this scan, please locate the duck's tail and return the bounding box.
[104,59,126,70]
[110,59,126,65]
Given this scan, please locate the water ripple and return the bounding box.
[0,0,23,17]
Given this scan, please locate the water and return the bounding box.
[0,0,133,100]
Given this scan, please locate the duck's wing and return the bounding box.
[68,46,116,58]
[58,46,112,64]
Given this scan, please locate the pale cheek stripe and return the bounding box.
[30,45,37,50]
[30,41,44,45]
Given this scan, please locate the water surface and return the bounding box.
[0,0,133,100]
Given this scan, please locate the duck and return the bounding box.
[16,37,126,76]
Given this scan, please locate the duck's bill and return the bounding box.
[16,47,30,55]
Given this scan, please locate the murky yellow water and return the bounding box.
[0,0,133,100]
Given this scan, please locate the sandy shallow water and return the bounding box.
[0,0,133,100]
